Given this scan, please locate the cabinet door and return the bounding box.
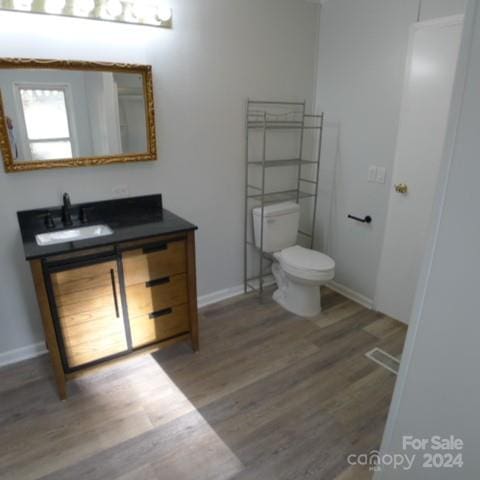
[50,259,128,369]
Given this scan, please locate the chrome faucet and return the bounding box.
[62,192,73,226]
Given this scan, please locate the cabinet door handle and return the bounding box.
[149,307,173,320]
[145,276,170,288]
[110,269,120,319]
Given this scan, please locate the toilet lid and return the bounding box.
[280,245,335,272]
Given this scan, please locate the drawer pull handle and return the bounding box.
[110,269,120,319]
[149,308,173,319]
[146,276,170,288]
[142,242,168,254]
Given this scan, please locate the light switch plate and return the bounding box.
[376,167,386,184]
[368,165,377,182]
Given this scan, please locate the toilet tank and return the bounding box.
[252,202,300,253]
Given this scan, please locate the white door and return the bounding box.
[375,16,463,324]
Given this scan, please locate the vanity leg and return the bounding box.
[186,230,199,352]
[30,260,67,400]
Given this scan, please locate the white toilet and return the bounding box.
[252,202,335,317]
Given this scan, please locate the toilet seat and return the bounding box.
[277,245,335,282]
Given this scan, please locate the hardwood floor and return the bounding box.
[0,287,407,480]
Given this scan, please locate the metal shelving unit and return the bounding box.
[244,100,325,295]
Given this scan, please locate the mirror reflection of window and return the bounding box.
[18,86,75,161]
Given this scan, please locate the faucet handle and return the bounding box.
[44,212,56,229]
[79,207,89,224]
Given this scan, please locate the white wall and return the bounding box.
[0,0,320,359]
[314,0,466,302]
[377,1,480,477]
[421,0,467,19]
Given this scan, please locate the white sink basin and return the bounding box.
[36,225,113,246]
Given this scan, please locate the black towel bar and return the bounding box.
[348,214,372,224]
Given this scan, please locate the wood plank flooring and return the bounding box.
[0,287,407,480]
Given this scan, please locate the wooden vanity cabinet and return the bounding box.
[30,230,198,400]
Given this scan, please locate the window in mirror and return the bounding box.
[17,85,76,161]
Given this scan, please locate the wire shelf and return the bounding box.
[244,99,325,295]
[247,110,323,131]
[247,158,317,168]
[247,190,316,204]
[247,123,322,131]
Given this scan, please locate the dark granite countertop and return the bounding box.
[17,194,197,260]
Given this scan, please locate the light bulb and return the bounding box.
[13,0,32,11]
[133,0,155,21]
[44,0,65,14]
[156,5,172,22]
[105,0,122,18]
[73,0,95,17]
[122,3,135,22]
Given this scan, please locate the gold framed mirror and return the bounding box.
[0,58,157,173]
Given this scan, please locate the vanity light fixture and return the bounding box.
[132,0,156,21]
[12,0,32,11]
[72,0,94,17]
[102,0,123,19]
[157,5,172,22]
[44,0,65,14]
[0,0,173,28]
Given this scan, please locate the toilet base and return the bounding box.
[272,263,322,317]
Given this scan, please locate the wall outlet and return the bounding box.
[368,165,377,182]
[376,167,386,184]
[112,185,129,198]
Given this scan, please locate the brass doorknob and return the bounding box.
[394,183,408,194]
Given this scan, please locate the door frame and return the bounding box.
[373,13,464,320]
[375,0,476,475]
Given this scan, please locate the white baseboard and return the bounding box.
[327,280,373,309]
[0,342,47,368]
[198,285,246,308]
[198,275,276,308]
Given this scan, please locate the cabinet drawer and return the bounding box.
[130,304,190,348]
[122,239,186,287]
[126,273,188,319]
